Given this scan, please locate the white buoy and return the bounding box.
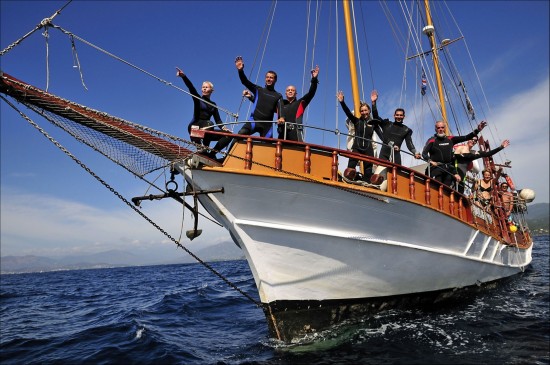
[519,188,536,203]
[471,159,481,173]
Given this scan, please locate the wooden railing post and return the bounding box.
[409,172,415,200]
[450,191,455,215]
[275,140,282,171]
[438,185,444,210]
[331,151,338,181]
[392,166,398,194]
[245,138,252,170]
[304,146,311,174]
[425,178,431,205]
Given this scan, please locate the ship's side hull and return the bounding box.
[181,167,531,305]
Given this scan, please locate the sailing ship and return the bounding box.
[1,1,537,343]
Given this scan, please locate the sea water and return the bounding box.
[1,236,548,364]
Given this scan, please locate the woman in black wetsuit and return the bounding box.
[176,67,229,148]
[337,90,382,182]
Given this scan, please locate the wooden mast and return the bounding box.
[423,0,449,134]
[342,0,361,116]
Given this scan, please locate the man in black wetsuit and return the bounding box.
[176,67,229,148]
[278,65,320,142]
[370,90,421,164]
[337,90,383,182]
[209,56,284,158]
[454,139,510,194]
[422,120,487,187]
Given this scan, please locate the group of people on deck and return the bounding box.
[176,58,513,217]
[176,56,319,160]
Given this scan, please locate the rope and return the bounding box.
[235,0,278,128]
[46,23,238,120]
[1,95,262,308]
[301,1,312,96]
[70,35,88,90]
[300,0,322,141]
[0,0,72,56]
[44,26,50,91]
[358,1,376,90]
[351,0,365,100]
[252,0,278,85]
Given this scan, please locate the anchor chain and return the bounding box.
[2,95,263,308]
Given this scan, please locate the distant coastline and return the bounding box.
[2,203,547,274]
[1,243,244,275]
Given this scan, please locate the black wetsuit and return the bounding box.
[278,76,318,141]
[371,103,418,165]
[454,145,505,194]
[422,129,479,187]
[212,68,283,153]
[181,75,224,147]
[339,100,383,180]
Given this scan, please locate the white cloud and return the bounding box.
[484,76,549,203]
[2,77,547,259]
[0,187,230,257]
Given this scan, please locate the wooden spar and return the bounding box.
[423,0,449,134]
[342,0,361,117]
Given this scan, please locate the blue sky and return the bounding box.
[1,1,548,260]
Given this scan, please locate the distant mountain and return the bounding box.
[526,203,549,220]
[1,243,244,274]
[151,241,244,266]
[2,204,546,274]
[526,203,549,234]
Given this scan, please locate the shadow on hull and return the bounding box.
[263,274,521,343]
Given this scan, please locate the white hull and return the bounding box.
[180,166,531,304]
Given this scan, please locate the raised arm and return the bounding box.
[235,56,257,92]
[452,120,488,144]
[176,67,199,97]
[371,90,381,120]
[461,139,510,161]
[337,91,357,123]
[301,65,320,105]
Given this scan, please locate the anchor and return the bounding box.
[131,170,224,240]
